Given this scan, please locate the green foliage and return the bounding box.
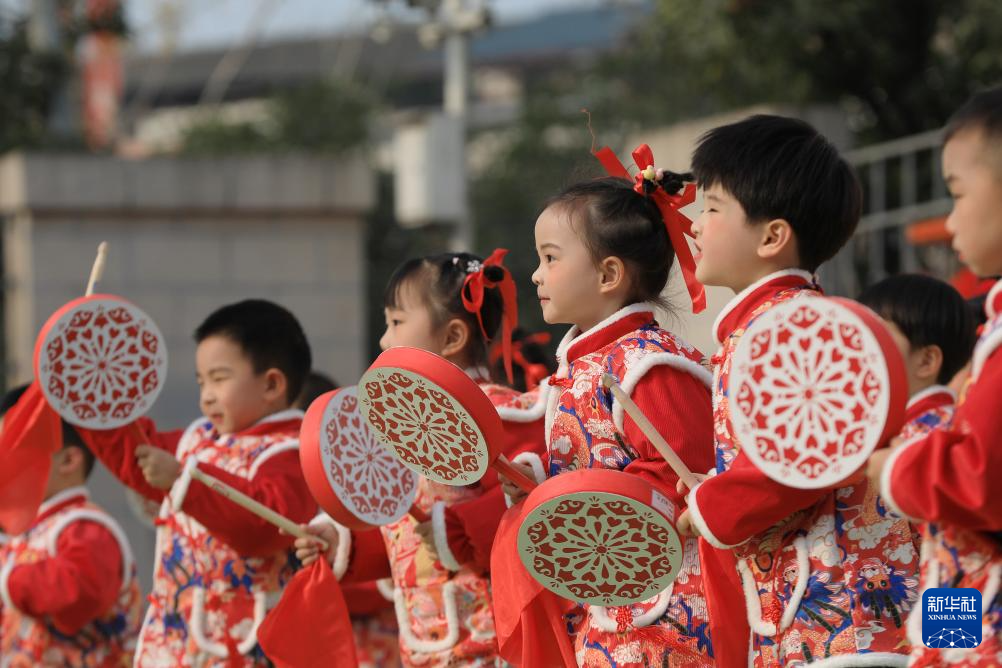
[179,79,376,155]
[0,20,69,153]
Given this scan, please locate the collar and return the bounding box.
[904,385,956,422]
[35,485,89,524]
[986,280,1002,320]
[465,366,492,382]
[557,304,656,366]
[217,408,306,438]
[712,269,817,346]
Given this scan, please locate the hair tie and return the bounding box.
[592,143,706,313]
[490,331,552,390]
[462,249,519,384]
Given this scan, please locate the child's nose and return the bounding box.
[531,267,542,286]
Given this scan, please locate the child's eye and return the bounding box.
[391,319,403,326]
[545,255,555,263]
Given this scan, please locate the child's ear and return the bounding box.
[440,318,472,359]
[757,219,797,262]
[914,344,944,383]
[596,256,627,296]
[263,368,289,404]
[56,446,84,476]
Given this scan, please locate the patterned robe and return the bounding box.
[0,488,142,666]
[542,304,716,667]
[688,270,920,666]
[884,280,1002,667]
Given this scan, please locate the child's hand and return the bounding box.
[676,509,701,538]
[499,462,535,506]
[414,520,439,559]
[675,473,708,497]
[865,446,896,490]
[136,445,181,490]
[294,523,338,566]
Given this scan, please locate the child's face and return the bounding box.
[379,282,446,355]
[943,128,1002,277]
[196,335,283,435]
[531,205,606,329]
[692,184,768,292]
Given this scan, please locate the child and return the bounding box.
[858,274,976,442]
[296,250,548,667]
[678,114,922,666]
[77,299,318,666]
[504,169,718,666]
[869,87,1002,666]
[0,384,142,666]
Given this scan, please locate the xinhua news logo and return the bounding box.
[922,588,982,649]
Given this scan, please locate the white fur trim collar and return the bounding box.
[712,269,815,346]
[906,384,955,410]
[986,279,1002,319]
[431,502,462,572]
[879,435,925,522]
[556,303,656,366]
[36,486,89,518]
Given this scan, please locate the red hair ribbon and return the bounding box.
[490,331,552,390]
[462,248,519,384]
[593,143,706,314]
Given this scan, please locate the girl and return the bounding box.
[504,168,716,666]
[295,250,548,668]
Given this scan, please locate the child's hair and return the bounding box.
[857,274,977,384]
[296,370,338,410]
[384,252,505,370]
[543,174,692,309]
[194,299,312,403]
[0,384,95,477]
[691,114,862,272]
[944,86,1002,173]
[490,328,555,392]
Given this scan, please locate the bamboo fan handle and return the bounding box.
[85,242,108,297]
[188,466,329,550]
[601,374,700,490]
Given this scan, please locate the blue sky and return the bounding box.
[0,0,607,52]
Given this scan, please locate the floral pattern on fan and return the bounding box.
[729,299,891,489]
[358,367,489,485]
[37,297,167,429]
[321,387,418,525]
[517,491,682,607]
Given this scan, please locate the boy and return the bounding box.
[858,274,976,442]
[79,299,317,666]
[869,87,1002,667]
[0,384,142,666]
[679,114,921,665]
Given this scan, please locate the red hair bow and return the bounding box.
[490,331,552,390]
[462,248,519,384]
[593,143,706,314]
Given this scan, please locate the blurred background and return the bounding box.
[0,0,999,590]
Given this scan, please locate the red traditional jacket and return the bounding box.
[884,280,1002,667]
[539,304,715,668]
[328,371,547,668]
[0,487,142,666]
[688,270,920,667]
[81,408,317,667]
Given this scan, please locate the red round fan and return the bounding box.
[728,295,907,489]
[516,468,683,606]
[300,387,421,530]
[34,294,168,430]
[358,347,537,492]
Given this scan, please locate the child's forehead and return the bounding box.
[196,334,251,366]
[946,126,1002,175]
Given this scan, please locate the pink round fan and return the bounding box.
[728,296,907,489]
[34,294,168,430]
[300,387,421,530]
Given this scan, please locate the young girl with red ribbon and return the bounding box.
[493,145,717,667]
[294,250,548,668]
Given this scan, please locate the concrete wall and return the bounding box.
[0,152,374,592]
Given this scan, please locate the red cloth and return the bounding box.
[258,558,358,668]
[490,500,576,668]
[0,382,62,534]
[342,528,392,582]
[342,582,392,617]
[696,541,749,668]
[886,346,1002,530]
[6,499,123,635]
[78,416,183,503]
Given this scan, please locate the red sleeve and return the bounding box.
[341,528,392,582]
[176,449,317,557]
[688,453,830,547]
[884,351,1002,530]
[621,367,714,507]
[4,520,123,634]
[445,486,508,572]
[78,417,184,502]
